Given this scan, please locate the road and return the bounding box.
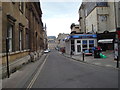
[27,50,118,88]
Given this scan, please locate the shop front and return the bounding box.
[65,34,97,55]
[97,32,116,51]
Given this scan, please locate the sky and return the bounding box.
[40,1,82,37]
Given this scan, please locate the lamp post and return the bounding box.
[6,38,10,78]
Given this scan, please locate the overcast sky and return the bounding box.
[40,1,82,37]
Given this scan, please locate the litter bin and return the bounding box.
[94,49,100,58]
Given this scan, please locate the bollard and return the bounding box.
[116,56,119,68]
[83,52,84,61]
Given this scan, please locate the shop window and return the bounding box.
[89,40,94,44]
[83,45,87,48]
[82,40,87,51]
[77,40,81,43]
[89,40,94,49]
[82,40,87,45]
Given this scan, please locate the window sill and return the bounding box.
[2,49,30,57]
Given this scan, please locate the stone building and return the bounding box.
[56,33,69,51]
[70,23,81,34]
[78,2,118,50]
[48,36,57,49]
[78,2,86,33]
[1,2,44,65]
[65,34,97,55]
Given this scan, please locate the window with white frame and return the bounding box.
[7,25,13,52]
[19,30,22,50]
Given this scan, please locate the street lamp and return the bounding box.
[6,38,10,78]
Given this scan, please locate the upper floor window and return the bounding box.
[19,23,24,51]
[99,15,107,22]
[19,2,24,13]
[7,14,16,52]
[7,24,13,52]
[96,2,108,7]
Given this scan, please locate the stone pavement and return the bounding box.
[61,50,120,69]
[0,51,43,79]
[2,54,47,89]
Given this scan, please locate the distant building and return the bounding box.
[56,33,69,51]
[48,36,57,49]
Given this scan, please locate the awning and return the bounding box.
[98,39,113,43]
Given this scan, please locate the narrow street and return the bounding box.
[27,50,118,88]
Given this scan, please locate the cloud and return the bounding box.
[41,2,81,37]
[43,16,78,37]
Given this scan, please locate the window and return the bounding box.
[82,40,87,45]
[89,40,94,44]
[77,40,81,43]
[99,15,107,21]
[96,2,108,7]
[82,40,87,50]
[7,25,13,52]
[19,30,22,50]
[89,40,94,48]
[19,23,24,51]
[7,14,16,52]
[19,2,24,13]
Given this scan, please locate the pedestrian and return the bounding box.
[97,46,102,52]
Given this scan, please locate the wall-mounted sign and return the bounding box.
[70,34,97,39]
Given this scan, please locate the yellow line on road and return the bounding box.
[26,54,49,89]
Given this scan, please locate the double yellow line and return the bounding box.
[26,54,49,89]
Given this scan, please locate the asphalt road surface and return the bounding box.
[27,50,118,88]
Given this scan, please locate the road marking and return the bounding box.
[26,54,49,89]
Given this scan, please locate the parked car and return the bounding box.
[48,49,51,52]
[84,49,93,56]
[44,50,49,53]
